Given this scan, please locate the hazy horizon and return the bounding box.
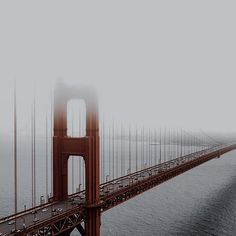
[0,1,235,135]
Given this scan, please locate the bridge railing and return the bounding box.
[98,144,234,197]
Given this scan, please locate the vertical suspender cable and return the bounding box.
[82,110,85,188]
[177,129,179,157]
[141,127,143,168]
[150,129,152,166]
[128,126,131,174]
[120,124,122,176]
[189,131,192,153]
[172,129,174,158]
[50,90,53,198]
[153,129,155,165]
[144,127,145,167]
[162,128,164,162]
[180,129,183,157]
[185,130,187,155]
[79,110,82,187]
[171,129,173,158]
[148,128,150,167]
[175,129,177,157]
[146,128,147,167]
[166,128,168,161]
[145,128,147,167]
[140,127,142,169]
[71,108,74,193]
[108,126,111,179]
[123,126,125,175]
[175,129,177,158]
[170,129,172,160]
[116,126,118,178]
[159,128,162,164]
[184,130,186,155]
[100,118,103,183]
[143,127,145,167]
[120,124,123,177]
[154,129,157,165]
[142,127,144,168]
[102,120,105,183]
[135,126,138,171]
[46,113,48,201]
[14,82,17,214]
[31,102,34,207]
[145,129,148,167]
[112,121,115,180]
[173,129,175,159]
[191,132,193,153]
[164,127,166,162]
[156,129,158,164]
[173,129,175,158]
[169,129,171,160]
[189,131,191,154]
[33,93,36,206]
[193,133,195,152]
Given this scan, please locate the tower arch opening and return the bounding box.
[68,155,85,195]
[67,99,86,137]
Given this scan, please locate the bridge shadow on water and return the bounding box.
[174,169,236,236]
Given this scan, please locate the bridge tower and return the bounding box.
[53,81,100,236]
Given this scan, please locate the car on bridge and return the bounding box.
[7,220,15,225]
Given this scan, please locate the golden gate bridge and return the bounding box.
[0,81,235,236]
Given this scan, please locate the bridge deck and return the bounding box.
[0,144,235,235]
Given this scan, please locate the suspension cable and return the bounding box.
[13,82,17,214]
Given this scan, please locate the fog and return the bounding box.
[0,1,235,136]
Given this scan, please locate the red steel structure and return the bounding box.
[0,82,236,236]
[1,144,235,236]
[53,81,100,236]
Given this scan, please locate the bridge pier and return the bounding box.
[53,82,101,236]
[85,207,101,236]
[84,134,101,236]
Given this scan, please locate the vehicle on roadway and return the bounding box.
[7,220,15,225]
[10,229,20,233]
[33,217,40,222]
[80,195,85,200]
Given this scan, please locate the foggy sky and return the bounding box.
[0,1,235,135]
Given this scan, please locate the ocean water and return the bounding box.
[1,137,236,235]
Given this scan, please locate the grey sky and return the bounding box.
[0,1,235,135]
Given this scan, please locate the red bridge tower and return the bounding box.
[53,81,100,236]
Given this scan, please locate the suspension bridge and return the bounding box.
[0,81,235,236]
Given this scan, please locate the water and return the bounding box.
[1,137,236,235]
